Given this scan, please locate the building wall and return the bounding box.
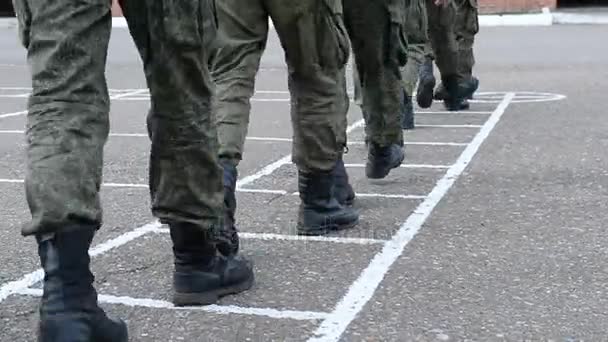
[479,0,556,13]
[112,0,123,16]
[111,0,557,16]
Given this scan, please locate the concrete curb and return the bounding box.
[1,8,608,29]
[552,12,608,25]
[479,7,553,26]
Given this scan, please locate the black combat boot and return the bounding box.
[36,228,128,342]
[297,170,359,236]
[365,143,405,179]
[442,74,467,111]
[402,90,415,130]
[416,57,436,109]
[170,223,254,306]
[462,76,479,100]
[333,157,355,206]
[217,159,239,257]
[433,83,447,101]
[436,76,479,103]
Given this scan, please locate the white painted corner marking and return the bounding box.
[0,221,161,303]
[236,119,364,189]
[0,110,27,119]
[17,288,328,321]
[307,93,516,342]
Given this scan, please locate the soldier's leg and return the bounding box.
[402,0,429,97]
[353,67,363,106]
[402,44,425,98]
[401,43,425,129]
[121,0,253,305]
[344,0,406,179]
[209,0,269,256]
[427,0,476,110]
[425,0,468,110]
[13,0,127,339]
[417,42,437,107]
[455,0,479,98]
[212,0,268,167]
[266,0,359,235]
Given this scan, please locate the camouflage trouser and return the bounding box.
[13,0,223,235]
[425,0,459,79]
[347,0,407,147]
[455,0,479,80]
[211,0,350,172]
[401,0,429,96]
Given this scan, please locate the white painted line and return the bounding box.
[152,227,386,245]
[0,132,468,147]
[415,111,491,115]
[17,288,327,321]
[112,17,128,28]
[110,89,147,100]
[308,93,516,342]
[0,179,151,189]
[87,96,293,103]
[251,99,289,102]
[347,141,468,147]
[416,124,482,128]
[236,119,364,188]
[0,270,44,304]
[236,155,293,189]
[343,163,451,169]
[0,221,160,303]
[291,192,426,200]
[237,188,425,200]
[0,130,295,144]
[0,110,26,119]
[0,181,425,200]
[246,136,292,142]
[404,142,467,146]
[0,178,24,184]
[0,91,146,119]
[0,87,31,91]
[237,188,288,195]
[238,232,386,245]
[354,193,426,200]
[0,93,30,98]
[254,90,289,94]
[109,133,147,138]
[88,221,161,256]
[103,182,148,188]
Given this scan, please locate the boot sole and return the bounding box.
[173,275,254,306]
[417,77,436,108]
[93,320,129,342]
[297,217,359,236]
[365,152,405,180]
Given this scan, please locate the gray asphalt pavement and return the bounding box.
[1,24,607,341]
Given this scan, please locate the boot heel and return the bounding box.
[93,317,129,342]
[173,291,220,306]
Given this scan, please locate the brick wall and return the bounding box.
[111,0,557,16]
[479,0,556,13]
[112,0,123,16]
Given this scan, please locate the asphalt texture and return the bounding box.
[1,24,607,341]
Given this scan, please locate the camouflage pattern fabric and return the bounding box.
[211,0,350,173]
[346,0,407,147]
[13,0,223,236]
[454,0,479,80]
[401,0,429,96]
